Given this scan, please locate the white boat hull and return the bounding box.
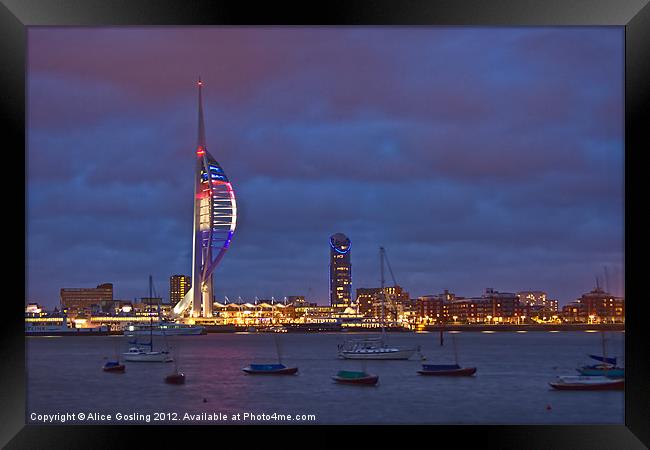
[339,348,416,360]
[122,351,173,362]
[556,375,623,384]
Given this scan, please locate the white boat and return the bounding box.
[122,275,174,363]
[124,322,204,336]
[338,337,416,360]
[337,247,418,360]
[25,317,110,336]
[556,375,620,383]
[549,375,624,390]
[123,346,173,362]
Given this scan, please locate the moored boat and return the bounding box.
[242,364,298,375]
[123,276,174,363]
[577,355,624,377]
[338,338,417,360]
[242,333,298,375]
[549,375,624,391]
[123,345,173,362]
[577,364,625,377]
[418,364,476,376]
[418,332,476,376]
[576,333,625,377]
[165,372,186,384]
[338,247,418,361]
[332,370,379,385]
[102,360,126,373]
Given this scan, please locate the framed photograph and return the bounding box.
[3,0,648,447]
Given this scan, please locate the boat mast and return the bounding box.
[380,247,386,339]
[274,334,282,365]
[150,275,154,349]
[602,331,609,376]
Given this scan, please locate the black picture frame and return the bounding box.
[2,0,648,448]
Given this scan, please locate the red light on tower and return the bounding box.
[197,145,205,156]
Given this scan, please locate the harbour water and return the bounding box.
[27,331,624,425]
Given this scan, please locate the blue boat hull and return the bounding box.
[577,367,624,377]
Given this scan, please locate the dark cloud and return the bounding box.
[27,27,624,307]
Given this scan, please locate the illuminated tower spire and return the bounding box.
[197,77,206,150]
[173,79,238,318]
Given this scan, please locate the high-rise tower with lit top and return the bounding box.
[329,233,352,309]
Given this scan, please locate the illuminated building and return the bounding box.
[329,233,352,310]
[416,290,455,323]
[139,297,163,311]
[170,275,191,307]
[173,79,238,318]
[561,285,624,323]
[481,288,523,321]
[418,288,529,324]
[356,288,382,316]
[60,283,113,317]
[376,285,410,320]
[356,285,410,320]
[517,291,559,312]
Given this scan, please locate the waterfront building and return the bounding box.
[356,288,382,316]
[481,288,525,322]
[561,285,624,323]
[172,79,238,318]
[441,288,529,324]
[371,286,410,322]
[209,300,309,326]
[170,275,191,307]
[517,291,559,312]
[355,285,410,320]
[60,283,113,317]
[329,233,352,310]
[290,305,336,324]
[447,298,482,324]
[286,295,311,306]
[139,297,164,312]
[416,290,456,323]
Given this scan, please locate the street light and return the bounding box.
[487,315,492,325]
[453,315,458,325]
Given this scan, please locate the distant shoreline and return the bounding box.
[25,322,624,336]
[420,323,624,332]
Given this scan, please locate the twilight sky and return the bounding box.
[27,27,624,307]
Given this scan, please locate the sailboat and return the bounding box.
[418,334,476,376]
[165,347,186,384]
[242,333,298,375]
[549,375,624,391]
[337,247,417,360]
[332,358,379,385]
[103,339,126,373]
[550,331,624,390]
[123,276,173,363]
[576,332,624,377]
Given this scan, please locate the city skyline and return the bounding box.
[27,27,624,308]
